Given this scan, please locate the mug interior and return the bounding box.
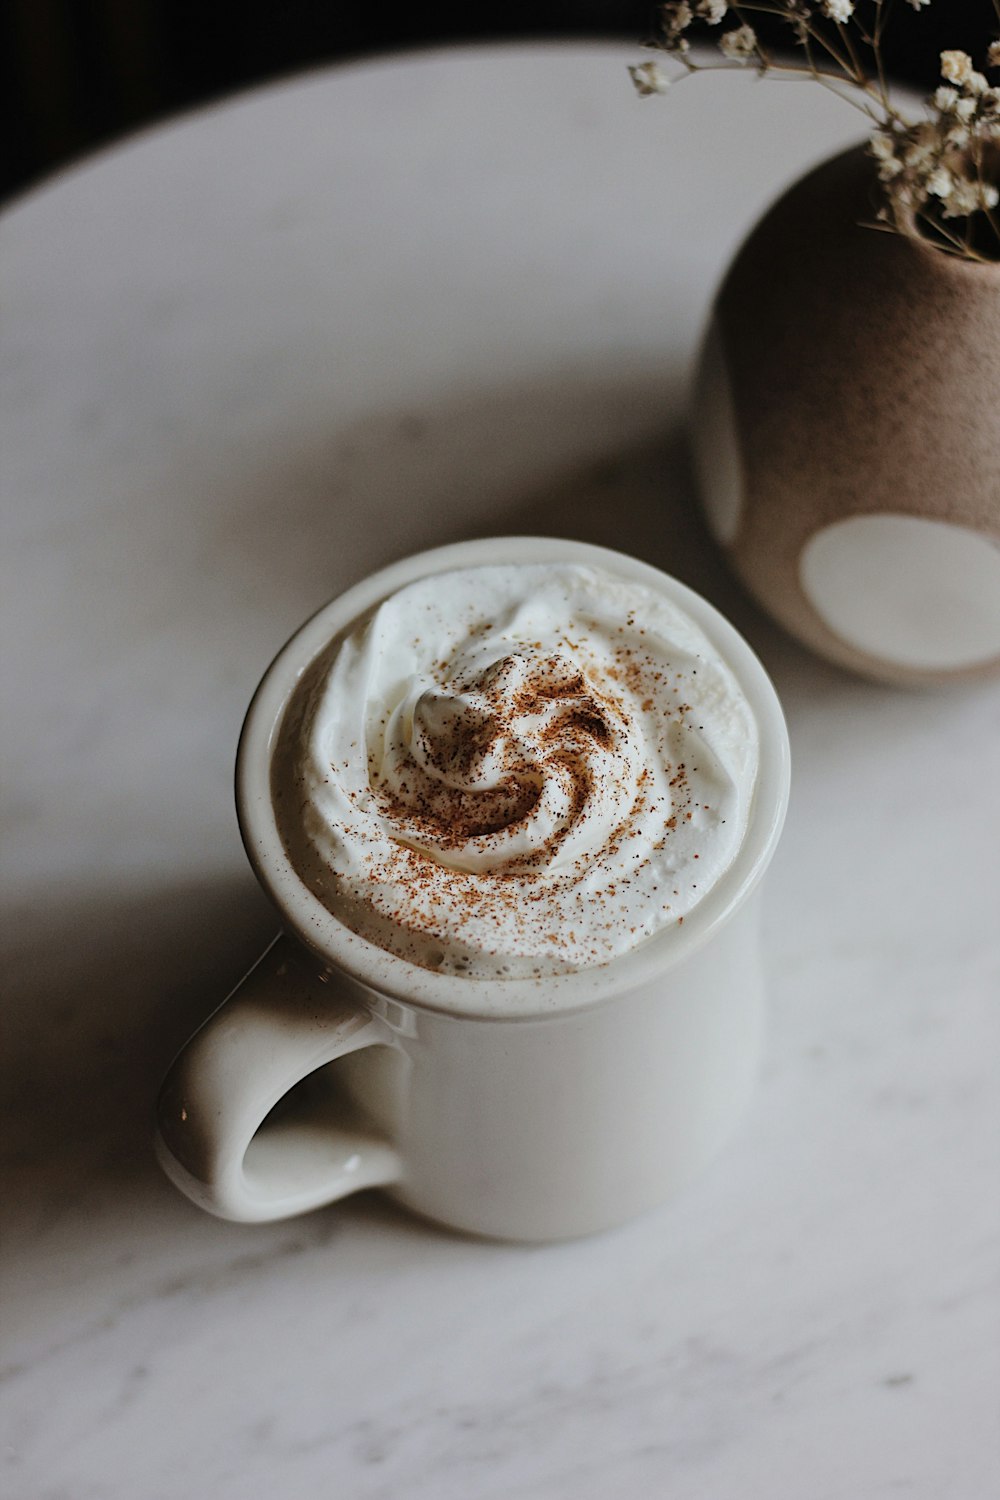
[236,536,790,1020]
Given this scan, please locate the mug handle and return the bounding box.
[154,934,402,1222]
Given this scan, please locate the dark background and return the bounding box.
[2,0,996,205]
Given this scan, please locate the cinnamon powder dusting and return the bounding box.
[271,563,758,979]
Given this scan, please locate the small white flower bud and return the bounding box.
[941,50,973,86]
[720,24,758,62]
[628,60,672,96]
[926,167,953,199]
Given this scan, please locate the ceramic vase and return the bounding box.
[692,145,1000,686]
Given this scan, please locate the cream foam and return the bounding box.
[271,563,759,978]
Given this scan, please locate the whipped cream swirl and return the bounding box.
[272,563,759,978]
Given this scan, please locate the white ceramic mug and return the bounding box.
[155,538,790,1241]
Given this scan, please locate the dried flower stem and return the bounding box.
[630,1,1000,262]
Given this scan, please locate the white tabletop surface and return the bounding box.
[2,40,998,1500]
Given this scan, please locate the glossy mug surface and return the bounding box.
[155,537,790,1241]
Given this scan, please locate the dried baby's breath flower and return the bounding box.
[719,24,759,63]
[927,166,954,198]
[661,2,694,45]
[629,1,1000,262]
[903,122,937,168]
[941,176,999,217]
[629,60,672,96]
[941,50,974,86]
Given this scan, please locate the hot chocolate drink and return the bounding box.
[270,562,759,979]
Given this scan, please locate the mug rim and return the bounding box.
[236,536,790,1020]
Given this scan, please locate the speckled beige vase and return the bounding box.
[692,145,1000,686]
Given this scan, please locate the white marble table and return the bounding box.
[2,41,998,1500]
